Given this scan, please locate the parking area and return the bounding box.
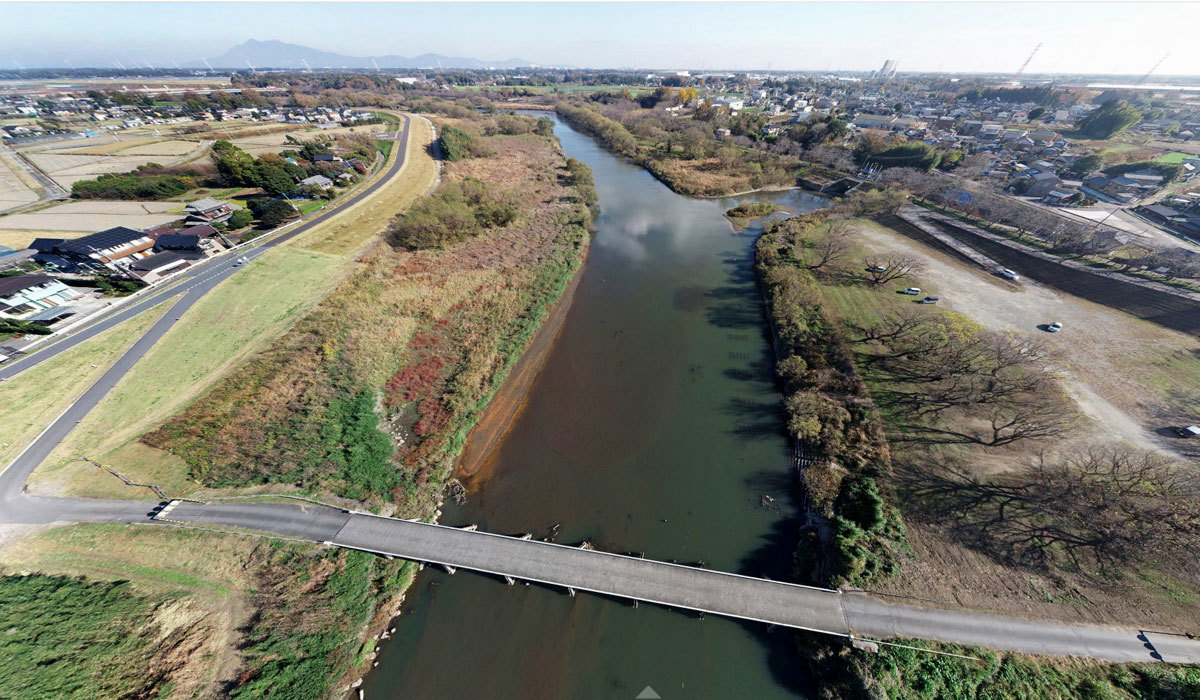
[855,217,1200,458]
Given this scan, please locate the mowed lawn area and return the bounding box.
[1156,151,1195,164]
[0,301,172,468]
[30,246,348,498]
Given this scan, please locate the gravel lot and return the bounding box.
[855,218,1197,456]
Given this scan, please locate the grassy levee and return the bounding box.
[2,115,595,699]
[140,118,591,511]
[0,573,179,699]
[27,113,438,499]
[0,300,173,469]
[835,638,1200,699]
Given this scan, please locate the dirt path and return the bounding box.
[854,219,1191,456]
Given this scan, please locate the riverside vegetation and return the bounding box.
[755,194,1200,699]
[555,99,1200,696]
[2,110,594,699]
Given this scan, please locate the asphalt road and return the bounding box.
[156,502,1200,664]
[0,113,411,382]
[2,113,1199,664]
[0,113,410,522]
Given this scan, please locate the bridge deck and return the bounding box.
[163,503,1200,664]
[332,513,850,635]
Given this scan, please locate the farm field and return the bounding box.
[0,150,42,211]
[0,201,181,245]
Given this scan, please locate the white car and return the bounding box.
[1047,321,1063,333]
[1000,269,1019,281]
[900,287,922,295]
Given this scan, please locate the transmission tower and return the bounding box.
[1013,43,1042,83]
[1136,53,1170,85]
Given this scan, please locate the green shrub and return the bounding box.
[388,178,517,250]
[439,125,474,161]
[72,172,193,200]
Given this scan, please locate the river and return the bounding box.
[363,113,829,699]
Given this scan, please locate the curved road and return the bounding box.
[1,113,1199,665]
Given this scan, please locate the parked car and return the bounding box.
[919,296,939,304]
[1173,425,1200,439]
[900,287,922,295]
[1047,321,1063,332]
[1000,268,1019,280]
[867,265,887,273]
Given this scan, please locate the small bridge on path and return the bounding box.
[158,500,1200,665]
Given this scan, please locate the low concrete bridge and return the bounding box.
[161,501,1200,665]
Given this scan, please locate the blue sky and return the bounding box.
[4,2,1198,75]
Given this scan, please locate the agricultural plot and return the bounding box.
[0,200,179,235]
[229,123,381,155]
[0,152,41,210]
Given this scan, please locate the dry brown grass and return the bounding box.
[140,122,588,509]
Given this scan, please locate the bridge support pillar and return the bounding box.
[568,587,576,597]
[461,524,478,531]
[444,564,457,575]
[505,576,515,586]
[520,533,532,540]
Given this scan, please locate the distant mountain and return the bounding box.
[199,39,534,70]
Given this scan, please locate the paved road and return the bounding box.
[0,113,411,520]
[0,114,411,382]
[2,112,1199,664]
[153,502,1200,664]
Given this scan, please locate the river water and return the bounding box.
[363,114,828,699]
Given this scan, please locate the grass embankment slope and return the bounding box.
[755,197,1200,697]
[6,111,592,699]
[28,114,438,498]
[141,112,591,511]
[0,300,172,469]
[0,523,413,700]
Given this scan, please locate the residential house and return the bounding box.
[299,175,333,191]
[183,198,237,225]
[0,274,83,317]
[33,226,156,272]
[126,250,201,284]
[1024,171,1063,197]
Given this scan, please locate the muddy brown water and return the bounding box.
[362,114,829,699]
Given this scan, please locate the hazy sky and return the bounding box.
[4,2,1198,75]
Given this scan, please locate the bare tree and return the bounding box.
[807,221,854,271]
[909,444,1200,571]
[976,383,1078,446]
[863,254,926,286]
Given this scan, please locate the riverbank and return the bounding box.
[454,250,587,485]
[755,198,1200,698]
[1,108,596,699]
[555,101,803,197]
